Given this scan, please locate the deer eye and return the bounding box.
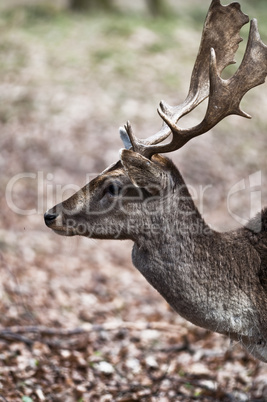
[105,182,121,197]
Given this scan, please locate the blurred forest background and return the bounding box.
[0,0,267,400]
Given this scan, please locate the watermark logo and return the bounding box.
[227,171,262,226]
[5,170,263,230]
[5,172,95,216]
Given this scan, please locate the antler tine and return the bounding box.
[123,120,171,151]
[155,18,267,153]
[124,121,136,151]
[122,0,251,159]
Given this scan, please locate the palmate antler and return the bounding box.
[120,0,267,159]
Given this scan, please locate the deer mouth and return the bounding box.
[44,211,76,236]
[51,227,76,237]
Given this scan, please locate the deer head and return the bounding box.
[44,0,267,362]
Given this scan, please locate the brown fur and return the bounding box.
[45,153,267,362]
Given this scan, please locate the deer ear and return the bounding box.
[120,149,168,190]
[119,127,132,150]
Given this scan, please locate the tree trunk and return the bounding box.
[146,0,167,17]
[69,0,113,12]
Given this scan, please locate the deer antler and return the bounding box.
[157,19,267,151]
[121,0,267,159]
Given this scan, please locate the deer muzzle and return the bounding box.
[44,212,58,225]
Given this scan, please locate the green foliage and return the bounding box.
[241,0,267,39]
[1,3,61,26]
[22,397,33,402]
[185,382,193,389]
[0,39,27,73]
[0,0,266,127]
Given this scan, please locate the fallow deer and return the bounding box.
[44,0,267,362]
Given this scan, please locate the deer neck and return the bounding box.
[132,175,210,272]
[131,192,262,341]
[131,177,229,333]
[132,171,210,251]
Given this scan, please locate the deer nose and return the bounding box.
[44,212,58,226]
